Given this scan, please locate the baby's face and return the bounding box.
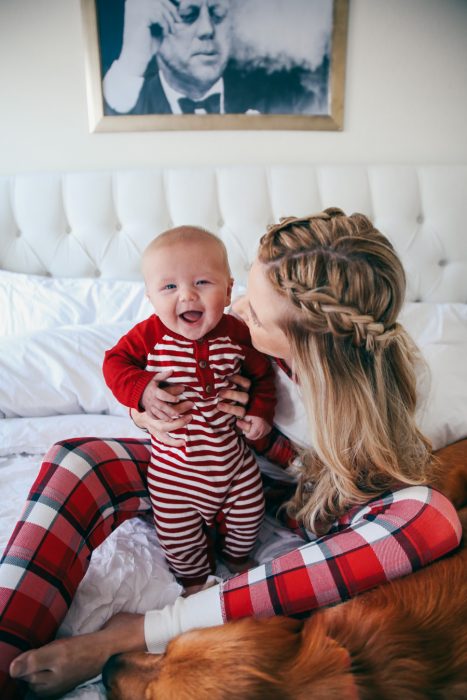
[144,239,233,340]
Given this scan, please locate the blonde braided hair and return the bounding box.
[258,208,432,534]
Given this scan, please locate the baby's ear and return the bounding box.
[225,277,234,305]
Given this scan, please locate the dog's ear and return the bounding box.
[284,616,358,700]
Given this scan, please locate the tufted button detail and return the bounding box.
[116,222,122,232]
[414,297,422,303]
[95,270,101,277]
[66,225,72,234]
[416,214,424,224]
[438,259,448,267]
[16,229,21,238]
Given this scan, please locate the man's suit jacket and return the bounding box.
[104,58,327,116]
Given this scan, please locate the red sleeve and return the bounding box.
[220,487,462,621]
[102,316,160,410]
[251,426,298,468]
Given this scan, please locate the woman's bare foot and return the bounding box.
[9,613,145,697]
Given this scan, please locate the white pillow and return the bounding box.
[0,270,152,336]
[0,271,247,337]
[0,322,131,418]
[400,303,467,450]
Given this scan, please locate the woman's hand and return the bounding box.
[131,370,193,447]
[131,407,192,447]
[133,371,252,443]
[218,373,252,433]
[141,370,194,420]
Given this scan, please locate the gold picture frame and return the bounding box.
[81,0,349,132]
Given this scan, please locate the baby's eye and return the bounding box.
[196,279,211,286]
[163,283,177,290]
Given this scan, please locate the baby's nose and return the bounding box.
[180,286,198,301]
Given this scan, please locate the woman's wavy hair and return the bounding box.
[258,208,433,534]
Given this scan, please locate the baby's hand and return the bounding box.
[242,415,272,441]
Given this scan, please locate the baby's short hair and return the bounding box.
[143,226,231,276]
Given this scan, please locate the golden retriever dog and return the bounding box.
[103,441,467,700]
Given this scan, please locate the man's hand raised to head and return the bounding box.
[119,0,181,76]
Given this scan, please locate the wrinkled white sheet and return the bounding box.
[0,415,301,700]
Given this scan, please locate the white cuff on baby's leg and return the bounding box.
[144,578,223,653]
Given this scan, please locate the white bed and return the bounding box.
[1,165,466,699]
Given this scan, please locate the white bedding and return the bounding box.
[0,414,303,700]
[1,270,467,699]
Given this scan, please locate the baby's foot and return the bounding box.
[225,557,257,575]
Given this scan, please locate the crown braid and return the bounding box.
[259,208,404,353]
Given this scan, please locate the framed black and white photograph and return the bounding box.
[81,0,349,132]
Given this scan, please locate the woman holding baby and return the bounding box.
[0,208,461,699]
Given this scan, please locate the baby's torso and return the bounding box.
[146,332,248,471]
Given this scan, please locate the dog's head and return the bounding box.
[103,617,303,700]
[103,651,165,700]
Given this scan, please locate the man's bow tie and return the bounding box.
[179,93,221,114]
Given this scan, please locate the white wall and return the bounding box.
[0,0,466,174]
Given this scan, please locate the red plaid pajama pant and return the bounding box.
[0,436,462,699]
[0,437,153,699]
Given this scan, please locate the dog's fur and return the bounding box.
[103,440,467,700]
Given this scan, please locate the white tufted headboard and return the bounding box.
[0,165,466,302]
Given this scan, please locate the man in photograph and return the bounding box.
[103,0,237,114]
[102,0,328,116]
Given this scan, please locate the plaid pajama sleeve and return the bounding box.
[0,437,152,700]
[220,485,462,621]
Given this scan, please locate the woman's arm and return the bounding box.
[219,486,462,620]
[9,613,147,696]
[142,486,460,650]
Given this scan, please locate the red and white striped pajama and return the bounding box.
[0,432,462,699]
[103,314,276,585]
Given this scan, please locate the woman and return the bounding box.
[1,209,461,698]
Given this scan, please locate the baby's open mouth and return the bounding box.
[179,311,203,323]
